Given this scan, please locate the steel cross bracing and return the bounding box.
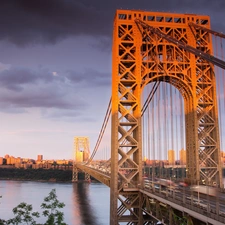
[135,19,225,70]
[109,9,223,225]
[189,22,225,39]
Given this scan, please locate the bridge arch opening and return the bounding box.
[141,71,198,184]
[138,23,222,187]
[141,81,187,182]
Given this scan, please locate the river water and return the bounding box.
[0,180,110,225]
[1,179,225,224]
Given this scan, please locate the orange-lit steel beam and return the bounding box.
[189,22,225,39]
[135,19,225,70]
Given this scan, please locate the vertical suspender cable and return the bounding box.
[166,84,170,179]
[216,36,223,166]
[147,85,151,178]
[214,35,224,169]
[175,88,179,181]
[142,88,145,165]
[170,84,175,179]
[156,84,159,177]
[152,84,156,180]
[160,85,163,178]
[180,92,185,180]
[142,44,145,167]
[163,82,169,179]
[220,37,225,156]
[149,88,153,179]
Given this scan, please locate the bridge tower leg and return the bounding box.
[72,166,78,182]
[111,9,222,225]
[111,10,144,225]
[85,173,91,182]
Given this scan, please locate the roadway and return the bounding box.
[75,163,225,224]
[143,179,225,224]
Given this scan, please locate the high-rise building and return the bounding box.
[168,149,175,165]
[37,155,43,161]
[221,151,225,165]
[179,149,186,165]
[0,157,3,165]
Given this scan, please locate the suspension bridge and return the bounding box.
[73,10,225,225]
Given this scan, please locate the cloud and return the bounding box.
[65,68,111,86]
[0,86,81,109]
[52,72,58,76]
[0,66,86,113]
[0,129,67,135]
[0,65,111,119]
[0,66,62,91]
[1,0,224,46]
[40,108,95,123]
[0,0,112,46]
[0,62,11,72]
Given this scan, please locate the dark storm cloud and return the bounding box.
[109,0,225,33]
[1,0,225,46]
[0,0,111,46]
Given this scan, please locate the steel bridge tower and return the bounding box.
[110,9,222,224]
[72,136,90,182]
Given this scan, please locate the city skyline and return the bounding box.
[0,0,225,160]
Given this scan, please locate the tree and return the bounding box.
[5,202,40,225]
[0,189,67,225]
[41,189,66,225]
[0,195,6,225]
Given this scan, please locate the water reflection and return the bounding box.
[0,180,109,224]
[73,182,99,225]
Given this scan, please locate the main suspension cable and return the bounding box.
[86,98,112,164]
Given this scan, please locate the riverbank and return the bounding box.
[1,167,224,182]
[0,168,99,182]
[0,168,72,182]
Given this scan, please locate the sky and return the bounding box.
[0,0,225,160]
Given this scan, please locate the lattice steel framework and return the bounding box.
[72,136,90,182]
[111,9,222,225]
